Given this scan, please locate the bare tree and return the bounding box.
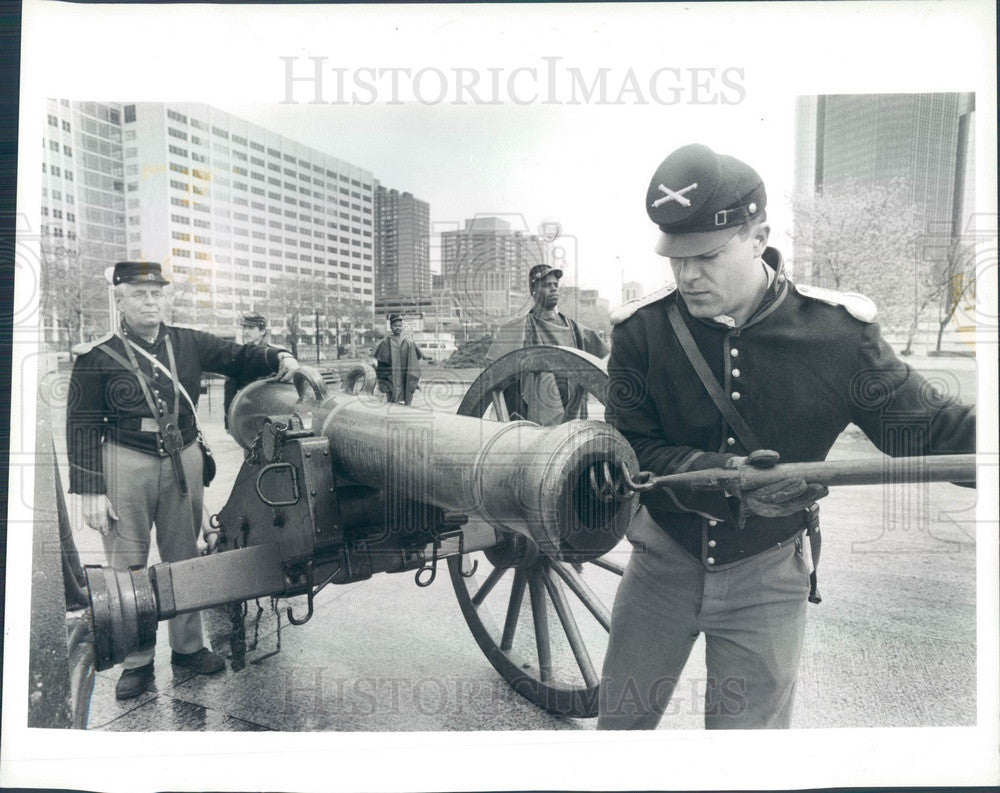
[322,292,373,358]
[794,179,977,353]
[39,243,110,352]
[931,238,977,354]
[271,274,306,359]
[167,275,208,328]
[792,178,923,296]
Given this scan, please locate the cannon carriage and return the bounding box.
[82,346,639,719]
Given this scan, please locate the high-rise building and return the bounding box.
[440,216,546,326]
[621,280,642,303]
[373,184,430,299]
[122,102,375,341]
[793,93,975,283]
[41,100,377,347]
[40,99,127,345]
[559,286,609,315]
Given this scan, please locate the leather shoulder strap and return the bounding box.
[667,302,761,451]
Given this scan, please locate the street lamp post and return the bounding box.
[315,309,321,365]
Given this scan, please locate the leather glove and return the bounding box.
[725,450,828,520]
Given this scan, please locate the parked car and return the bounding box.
[416,339,457,364]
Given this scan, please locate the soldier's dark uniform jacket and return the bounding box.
[222,338,278,428]
[607,246,976,568]
[67,323,285,494]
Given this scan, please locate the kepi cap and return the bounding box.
[529,264,563,287]
[646,144,766,257]
[241,313,267,329]
[388,313,403,323]
[112,261,170,286]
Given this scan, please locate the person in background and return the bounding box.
[486,263,608,424]
[223,313,272,429]
[374,313,427,406]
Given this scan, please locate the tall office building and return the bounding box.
[41,100,377,346]
[793,93,975,283]
[373,184,430,299]
[40,99,127,344]
[122,102,375,340]
[440,216,546,325]
[621,280,642,303]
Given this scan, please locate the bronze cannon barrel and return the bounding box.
[229,368,639,557]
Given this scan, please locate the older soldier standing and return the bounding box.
[598,144,975,729]
[487,263,608,424]
[67,262,300,699]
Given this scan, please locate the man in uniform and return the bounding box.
[598,144,975,729]
[67,262,300,699]
[487,263,609,424]
[374,313,427,406]
[223,313,271,429]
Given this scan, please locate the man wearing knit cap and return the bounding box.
[374,313,427,406]
[223,313,273,429]
[598,144,975,729]
[486,263,608,424]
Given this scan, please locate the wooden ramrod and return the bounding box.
[83,366,640,672]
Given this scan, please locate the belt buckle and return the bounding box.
[139,417,160,432]
[161,422,185,455]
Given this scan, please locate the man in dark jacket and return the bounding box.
[486,264,609,424]
[67,262,299,699]
[597,144,975,730]
[374,314,427,405]
[223,313,272,428]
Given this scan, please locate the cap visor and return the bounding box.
[654,227,740,258]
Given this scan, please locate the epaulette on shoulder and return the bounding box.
[610,283,677,325]
[794,283,878,323]
[71,332,115,357]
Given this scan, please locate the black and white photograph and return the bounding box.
[3,1,997,791]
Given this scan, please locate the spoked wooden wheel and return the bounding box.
[448,346,634,717]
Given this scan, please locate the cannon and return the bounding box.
[83,347,639,717]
